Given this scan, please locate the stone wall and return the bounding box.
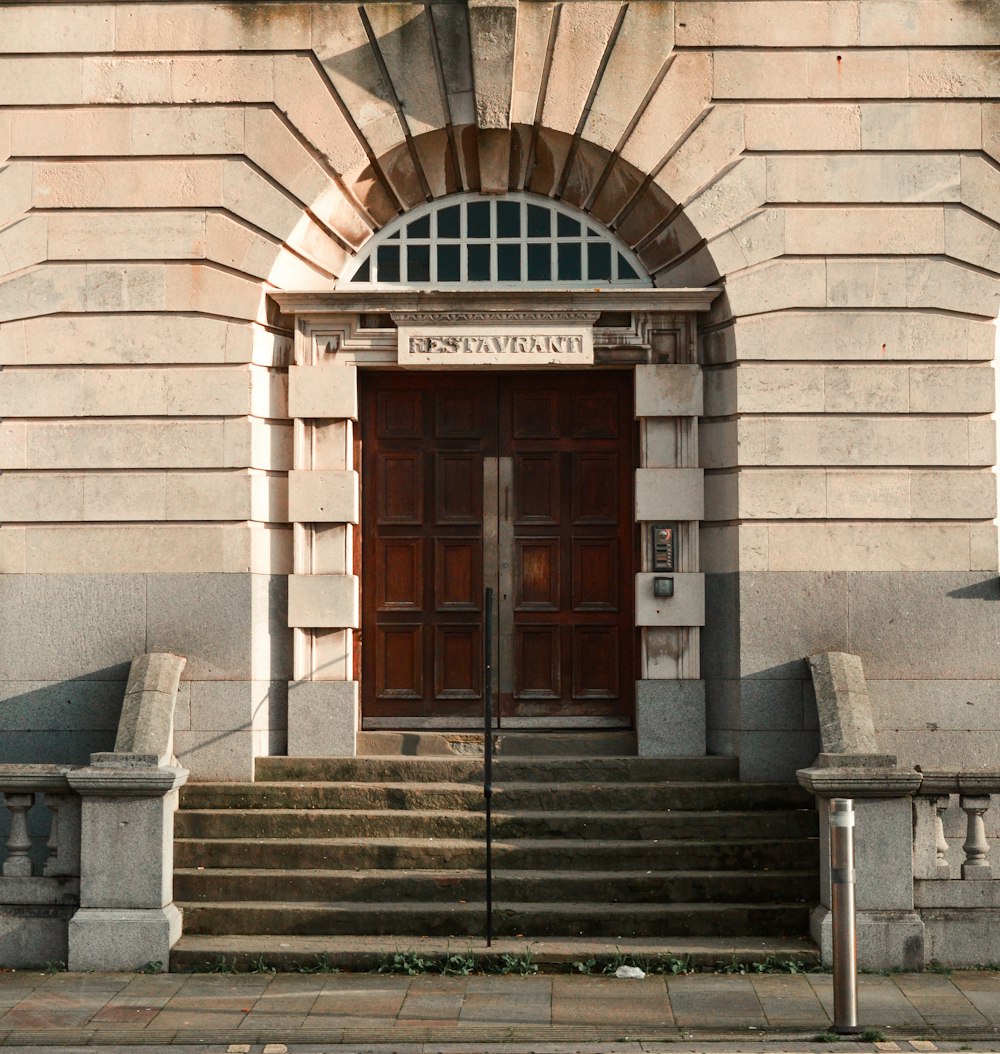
[0,1,997,780]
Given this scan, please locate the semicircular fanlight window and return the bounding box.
[343,192,650,288]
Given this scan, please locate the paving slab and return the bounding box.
[668,975,767,1028]
[1,969,1000,1046]
[750,974,828,1027]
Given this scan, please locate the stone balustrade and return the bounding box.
[0,653,188,971]
[798,760,1000,969]
[0,766,82,965]
[798,651,1000,970]
[913,772,999,883]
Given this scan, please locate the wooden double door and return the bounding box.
[360,370,635,726]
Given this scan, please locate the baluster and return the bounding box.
[934,796,951,871]
[960,795,992,879]
[2,792,36,877]
[42,792,81,878]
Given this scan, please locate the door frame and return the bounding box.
[272,288,720,754]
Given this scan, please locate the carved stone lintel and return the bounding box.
[391,311,601,324]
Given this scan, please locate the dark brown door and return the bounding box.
[360,370,634,726]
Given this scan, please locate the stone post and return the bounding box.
[798,765,925,970]
[66,651,188,972]
[66,757,188,972]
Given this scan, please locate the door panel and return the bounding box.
[515,625,561,700]
[361,370,634,725]
[434,625,481,698]
[376,625,423,700]
[376,539,422,610]
[499,373,634,721]
[514,454,560,523]
[573,626,619,698]
[377,453,422,523]
[572,539,618,610]
[512,389,559,438]
[434,539,481,611]
[434,453,482,523]
[515,538,560,611]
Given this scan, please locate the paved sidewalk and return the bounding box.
[1,970,999,1049]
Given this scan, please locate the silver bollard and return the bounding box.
[830,797,861,1034]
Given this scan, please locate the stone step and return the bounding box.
[180,899,811,938]
[170,933,821,974]
[356,731,640,757]
[175,807,818,841]
[174,866,818,905]
[175,835,819,872]
[253,754,740,783]
[180,780,811,813]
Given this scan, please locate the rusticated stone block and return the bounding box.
[287,679,358,757]
[636,679,706,757]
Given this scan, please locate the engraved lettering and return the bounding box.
[399,327,593,365]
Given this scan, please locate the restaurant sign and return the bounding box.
[398,326,593,365]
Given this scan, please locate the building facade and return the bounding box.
[0,0,998,786]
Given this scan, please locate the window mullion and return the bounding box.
[344,192,649,288]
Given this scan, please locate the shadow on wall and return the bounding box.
[0,665,127,882]
[0,665,127,766]
[947,579,1000,600]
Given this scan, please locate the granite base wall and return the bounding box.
[0,572,291,781]
[704,571,1000,781]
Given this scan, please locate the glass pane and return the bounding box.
[348,195,649,286]
[498,243,521,281]
[437,243,460,282]
[377,244,400,282]
[497,200,521,238]
[468,200,491,238]
[527,243,551,281]
[527,203,550,237]
[557,213,580,237]
[587,241,612,281]
[438,205,460,238]
[468,243,490,281]
[618,253,639,279]
[557,242,581,281]
[408,243,430,282]
[407,215,430,238]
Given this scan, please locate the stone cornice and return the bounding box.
[0,765,77,793]
[916,769,1000,796]
[270,288,723,317]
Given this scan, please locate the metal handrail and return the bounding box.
[484,586,495,946]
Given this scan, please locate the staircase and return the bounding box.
[170,734,820,970]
